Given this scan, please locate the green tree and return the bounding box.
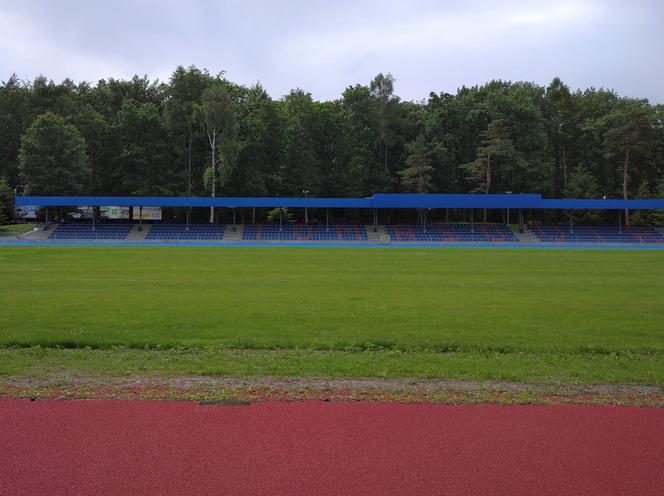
[18,112,89,195]
[194,83,238,222]
[564,166,600,199]
[632,179,653,225]
[228,83,285,197]
[652,178,664,226]
[545,77,576,195]
[165,66,210,195]
[398,135,434,193]
[115,100,176,196]
[340,84,376,195]
[600,99,654,225]
[282,89,320,196]
[462,119,515,220]
[370,73,400,180]
[0,177,13,224]
[0,75,31,186]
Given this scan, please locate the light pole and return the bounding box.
[302,189,309,224]
[505,190,512,225]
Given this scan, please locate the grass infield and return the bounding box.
[0,223,37,236]
[1,245,663,386]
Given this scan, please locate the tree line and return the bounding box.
[1,66,663,224]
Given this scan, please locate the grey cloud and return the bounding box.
[0,0,662,102]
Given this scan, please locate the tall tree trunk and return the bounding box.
[384,142,389,173]
[209,133,216,224]
[484,154,491,222]
[187,131,192,195]
[623,146,630,226]
[562,145,567,192]
[186,132,193,228]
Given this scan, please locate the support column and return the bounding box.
[139,206,143,231]
[326,209,329,232]
[279,208,283,232]
[92,207,96,232]
[569,211,574,234]
[470,209,474,233]
[186,207,190,232]
[618,210,622,234]
[45,207,49,230]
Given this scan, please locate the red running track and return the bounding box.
[1,400,663,495]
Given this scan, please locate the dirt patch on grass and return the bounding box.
[1,375,662,407]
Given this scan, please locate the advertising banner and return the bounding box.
[100,206,130,219]
[15,206,38,219]
[132,206,162,221]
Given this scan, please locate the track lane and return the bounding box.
[1,401,663,495]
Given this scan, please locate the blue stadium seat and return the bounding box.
[48,223,133,240]
[242,224,368,241]
[384,224,517,242]
[145,224,226,240]
[529,225,664,243]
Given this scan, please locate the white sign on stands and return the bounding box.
[132,206,162,221]
[15,205,38,219]
[71,206,94,219]
[100,206,130,219]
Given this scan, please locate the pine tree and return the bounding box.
[0,177,13,224]
[398,135,434,193]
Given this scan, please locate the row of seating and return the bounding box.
[243,224,369,241]
[43,222,664,244]
[48,223,133,240]
[529,225,664,243]
[385,224,518,242]
[146,224,226,240]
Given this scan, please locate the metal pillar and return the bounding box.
[569,211,574,234]
[139,206,143,231]
[232,208,236,225]
[45,207,49,230]
[279,208,283,232]
[92,207,96,231]
[302,190,309,224]
[618,210,622,234]
[470,209,474,233]
[252,207,256,224]
[326,209,330,232]
[186,207,190,231]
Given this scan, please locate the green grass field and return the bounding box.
[1,246,663,385]
[0,224,37,237]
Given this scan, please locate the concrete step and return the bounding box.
[126,224,148,241]
[366,225,388,243]
[512,226,541,244]
[18,224,53,241]
[224,225,244,241]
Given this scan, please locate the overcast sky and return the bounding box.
[1,0,662,102]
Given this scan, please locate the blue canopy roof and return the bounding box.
[15,196,372,209]
[15,194,664,210]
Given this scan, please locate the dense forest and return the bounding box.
[1,66,663,224]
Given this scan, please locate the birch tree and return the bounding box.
[194,84,237,223]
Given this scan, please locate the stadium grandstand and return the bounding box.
[8,193,664,246]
